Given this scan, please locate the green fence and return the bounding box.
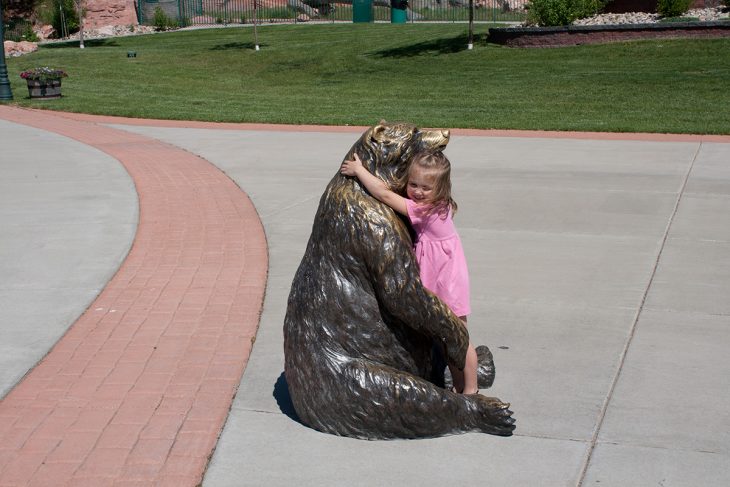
[138,0,528,26]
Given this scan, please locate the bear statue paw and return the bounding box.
[474,395,516,436]
[475,345,496,389]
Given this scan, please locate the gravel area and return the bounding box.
[64,24,157,41]
[572,7,729,26]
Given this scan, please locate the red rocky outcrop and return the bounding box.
[83,0,138,28]
[3,40,39,57]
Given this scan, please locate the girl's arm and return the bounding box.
[340,153,408,216]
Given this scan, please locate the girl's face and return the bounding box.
[406,165,437,204]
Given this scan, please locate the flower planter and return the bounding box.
[26,79,63,99]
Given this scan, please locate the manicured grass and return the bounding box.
[5,23,730,134]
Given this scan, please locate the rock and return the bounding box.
[3,40,38,57]
[573,12,659,26]
[36,25,55,41]
[687,8,729,21]
[83,0,138,29]
[66,24,155,41]
[571,6,728,26]
[95,25,118,37]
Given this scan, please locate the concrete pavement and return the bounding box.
[1,106,729,486]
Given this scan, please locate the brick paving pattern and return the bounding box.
[0,107,267,486]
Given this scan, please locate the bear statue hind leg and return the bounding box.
[311,358,516,439]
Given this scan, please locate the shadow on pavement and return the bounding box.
[274,372,302,424]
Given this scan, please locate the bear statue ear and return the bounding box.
[371,123,388,143]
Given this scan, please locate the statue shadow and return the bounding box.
[372,35,472,58]
[273,372,302,423]
[43,39,120,49]
[210,42,266,51]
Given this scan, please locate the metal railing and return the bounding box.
[138,0,528,26]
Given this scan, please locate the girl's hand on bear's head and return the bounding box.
[340,153,364,176]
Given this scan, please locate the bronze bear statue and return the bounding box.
[283,121,515,439]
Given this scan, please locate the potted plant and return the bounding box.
[19,67,68,99]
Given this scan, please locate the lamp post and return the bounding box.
[0,0,15,100]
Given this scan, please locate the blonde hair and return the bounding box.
[397,151,457,217]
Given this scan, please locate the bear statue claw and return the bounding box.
[474,396,516,436]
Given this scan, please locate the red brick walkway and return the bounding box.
[0,106,268,487]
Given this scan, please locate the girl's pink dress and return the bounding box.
[405,199,471,317]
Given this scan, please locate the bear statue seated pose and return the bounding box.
[283,121,515,439]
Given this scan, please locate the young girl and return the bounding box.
[340,151,479,395]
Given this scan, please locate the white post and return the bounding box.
[254,0,260,51]
[77,0,85,48]
[467,0,474,50]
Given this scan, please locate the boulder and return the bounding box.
[3,40,38,57]
[83,0,138,29]
[36,24,55,40]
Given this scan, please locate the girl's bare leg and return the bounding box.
[462,342,479,394]
[449,317,479,394]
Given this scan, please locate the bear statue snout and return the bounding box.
[439,130,451,149]
[421,129,450,150]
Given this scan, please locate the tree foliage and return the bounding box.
[51,0,81,37]
[3,0,43,18]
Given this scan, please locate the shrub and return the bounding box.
[153,6,179,31]
[526,0,607,26]
[657,0,692,18]
[3,19,39,42]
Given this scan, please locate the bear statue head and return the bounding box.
[353,121,450,189]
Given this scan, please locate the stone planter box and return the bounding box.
[26,79,63,99]
[488,20,730,48]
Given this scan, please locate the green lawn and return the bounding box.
[5,23,730,134]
